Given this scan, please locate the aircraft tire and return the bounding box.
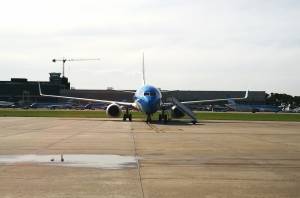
[158,114,162,122]
[146,114,151,123]
[128,114,132,122]
[123,114,127,121]
[163,114,168,123]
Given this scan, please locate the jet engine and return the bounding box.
[106,104,122,117]
[171,105,185,118]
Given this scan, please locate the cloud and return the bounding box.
[0,0,299,95]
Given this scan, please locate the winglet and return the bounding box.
[38,82,43,96]
[244,90,249,99]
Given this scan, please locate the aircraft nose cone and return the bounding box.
[146,98,159,112]
[137,97,159,114]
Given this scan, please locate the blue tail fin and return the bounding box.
[142,52,146,85]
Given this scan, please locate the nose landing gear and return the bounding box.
[146,114,152,123]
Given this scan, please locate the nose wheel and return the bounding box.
[146,114,152,123]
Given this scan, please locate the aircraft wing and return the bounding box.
[161,90,180,93]
[38,83,134,107]
[181,91,249,104]
[110,90,136,94]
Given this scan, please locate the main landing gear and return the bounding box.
[123,107,132,122]
[158,110,168,123]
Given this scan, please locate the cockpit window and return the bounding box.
[144,92,156,96]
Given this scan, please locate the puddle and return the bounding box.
[0,154,137,169]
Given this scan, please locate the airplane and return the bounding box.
[226,99,281,113]
[84,103,106,110]
[38,56,248,124]
[30,102,73,109]
[292,107,300,113]
[0,101,15,108]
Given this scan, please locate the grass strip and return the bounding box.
[0,109,299,122]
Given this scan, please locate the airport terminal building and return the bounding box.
[0,73,70,104]
[0,73,266,105]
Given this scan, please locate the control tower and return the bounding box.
[49,72,70,90]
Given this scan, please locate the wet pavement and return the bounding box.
[0,117,299,198]
[0,154,137,169]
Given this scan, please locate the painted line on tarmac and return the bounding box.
[130,122,145,198]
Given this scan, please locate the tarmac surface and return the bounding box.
[0,117,299,198]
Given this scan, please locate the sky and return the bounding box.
[0,0,299,95]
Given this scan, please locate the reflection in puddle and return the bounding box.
[0,154,137,169]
